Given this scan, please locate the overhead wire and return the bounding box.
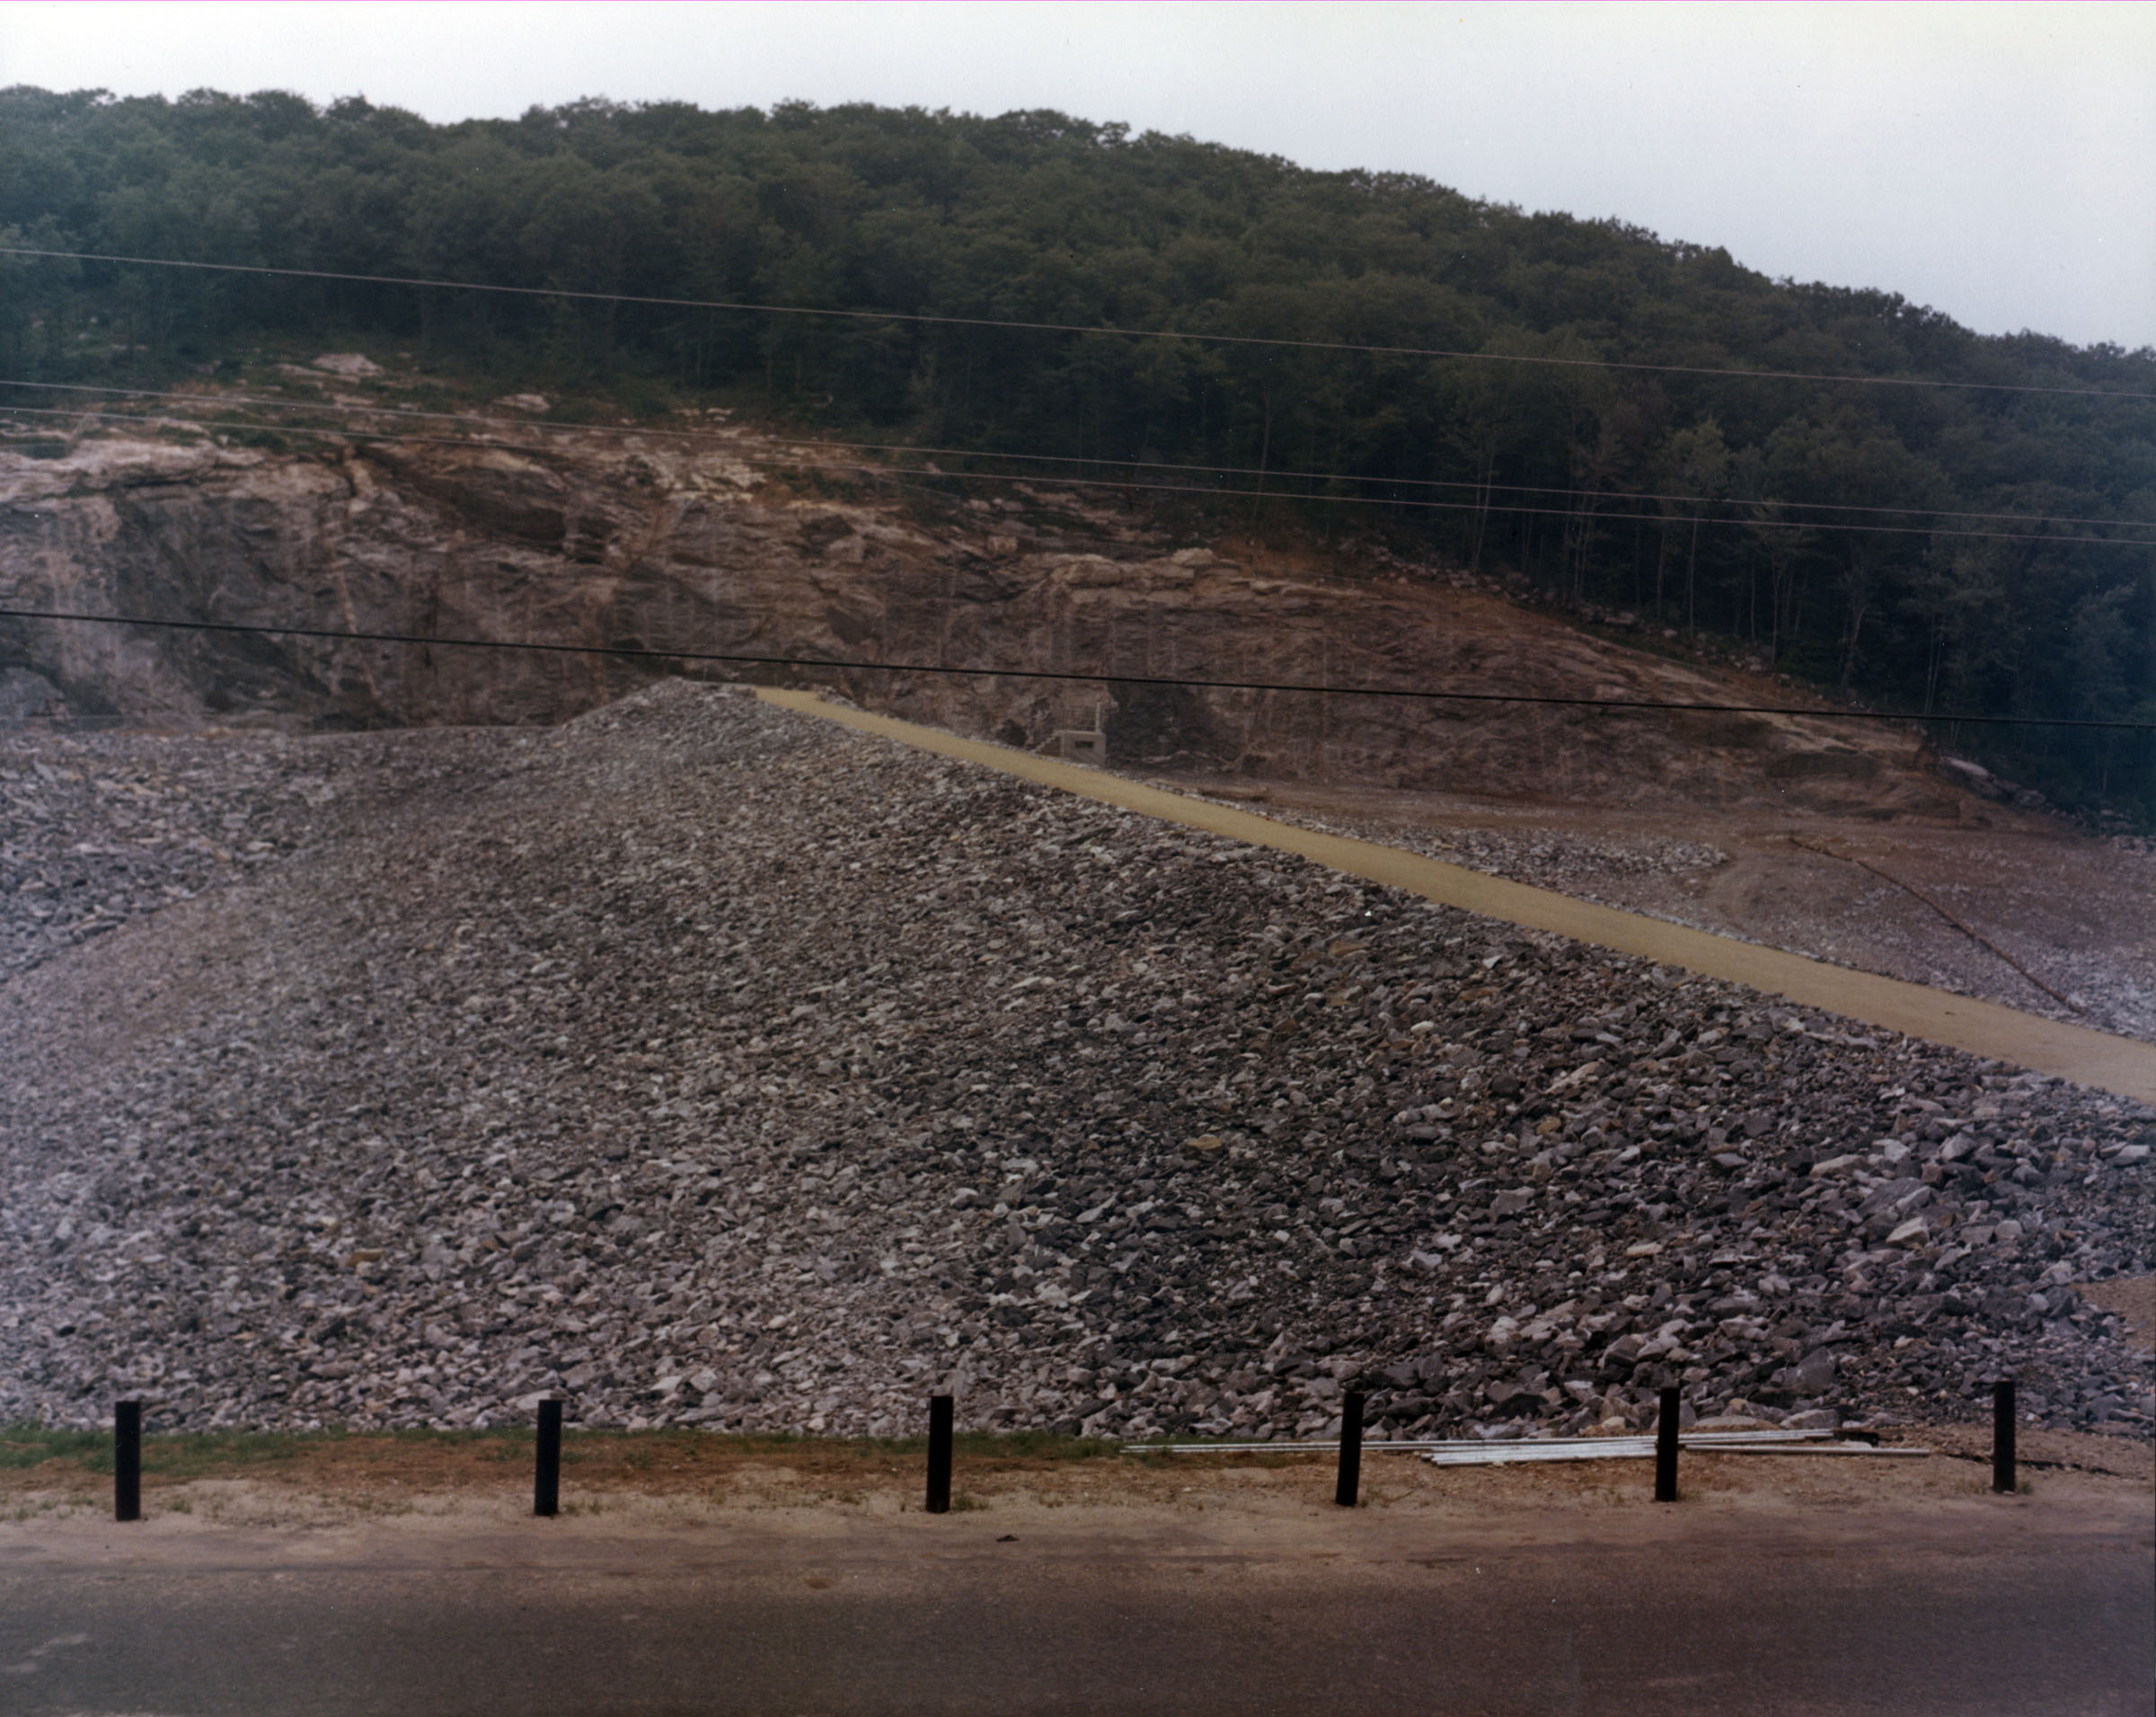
[752,438,2156,533]
[1,606,2147,731]
[3,243,2145,779]
[4,376,2152,533]
[4,401,2149,550]
[3,243,2151,402]
[876,464,2149,548]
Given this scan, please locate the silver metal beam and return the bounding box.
[1119,1428,1932,1466]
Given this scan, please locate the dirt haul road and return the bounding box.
[760,689,2156,1107]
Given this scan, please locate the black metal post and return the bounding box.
[114,1399,141,1523]
[1654,1385,1680,1502]
[926,1394,953,1515]
[535,1397,562,1518]
[1992,1380,2016,1495]
[1335,1390,1365,1508]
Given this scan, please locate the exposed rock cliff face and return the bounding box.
[2,429,1958,816]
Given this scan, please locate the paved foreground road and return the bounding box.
[4,1496,2150,1715]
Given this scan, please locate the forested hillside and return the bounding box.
[2,87,2151,814]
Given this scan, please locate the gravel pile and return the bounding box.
[0,729,344,980]
[2,683,2150,1445]
[1243,798,2156,1048]
[1216,809,1731,899]
[1439,828,1731,885]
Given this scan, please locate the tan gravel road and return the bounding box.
[761,690,2156,1105]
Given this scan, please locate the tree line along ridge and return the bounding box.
[0,87,2150,818]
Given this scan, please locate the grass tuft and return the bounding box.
[0,1424,110,1471]
[0,1420,1130,1487]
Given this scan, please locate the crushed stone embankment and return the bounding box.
[1,682,2149,1447]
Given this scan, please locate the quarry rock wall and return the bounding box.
[1,433,1963,817]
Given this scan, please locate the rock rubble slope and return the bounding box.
[1205,798,2156,1045]
[2,683,2150,1443]
[0,728,347,981]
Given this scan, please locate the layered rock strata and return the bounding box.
[2,431,1964,817]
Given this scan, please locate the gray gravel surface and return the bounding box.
[2,683,2150,1444]
[1215,796,2156,1044]
[0,728,340,979]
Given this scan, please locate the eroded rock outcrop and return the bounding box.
[2,429,1966,817]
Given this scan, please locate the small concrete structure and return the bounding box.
[1055,729,1107,763]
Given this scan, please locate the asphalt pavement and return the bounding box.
[4,1497,2150,1714]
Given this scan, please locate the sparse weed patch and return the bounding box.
[0,1423,109,1471]
[0,1421,1197,1509]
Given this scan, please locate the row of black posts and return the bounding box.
[104,1381,2027,1521]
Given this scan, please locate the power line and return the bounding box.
[889,462,2149,548]
[6,402,2150,550]
[4,244,2150,403]
[2,605,2146,731]
[4,397,2140,550]
[774,440,2156,534]
[6,377,2153,533]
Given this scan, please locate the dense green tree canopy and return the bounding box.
[3,86,2151,813]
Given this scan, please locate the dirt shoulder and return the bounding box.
[4,1424,2146,1541]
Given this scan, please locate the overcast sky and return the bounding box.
[3,2,2150,349]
